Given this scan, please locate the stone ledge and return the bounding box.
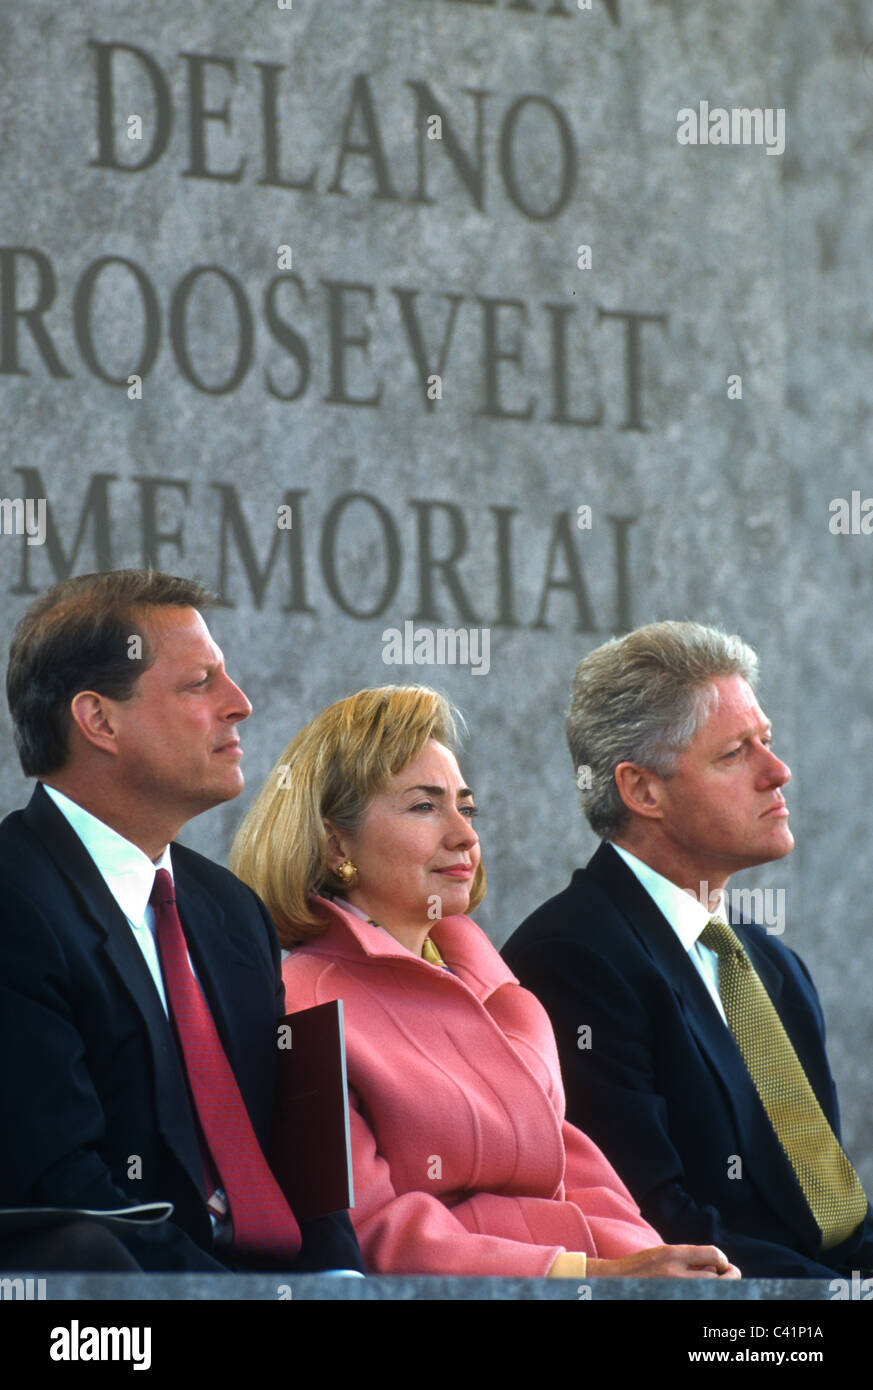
[1,1274,836,1301]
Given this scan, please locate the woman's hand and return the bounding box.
[548,1245,741,1279]
[589,1245,740,1278]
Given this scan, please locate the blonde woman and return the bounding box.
[231,686,740,1280]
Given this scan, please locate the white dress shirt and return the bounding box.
[609,842,728,1025]
[43,784,181,1015]
[44,786,239,1235]
[41,786,371,1271]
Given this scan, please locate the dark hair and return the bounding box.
[7,570,214,777]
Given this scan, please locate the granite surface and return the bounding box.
[1,1,871,1185]
[4,1273,843,1301]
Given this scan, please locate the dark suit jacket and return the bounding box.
[0,785,363,1274]
[502,843,873,1278]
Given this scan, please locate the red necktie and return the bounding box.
[150,869,302,1263]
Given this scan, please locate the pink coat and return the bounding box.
[281,897,662,1275]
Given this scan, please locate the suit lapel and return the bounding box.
[586,843,821,1245]
[23,786,206,1196]
[586,845,762,1124]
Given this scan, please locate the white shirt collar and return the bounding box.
[609,842,724,950]
[43,784,173,927]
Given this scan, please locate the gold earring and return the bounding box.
[336,858,358,886]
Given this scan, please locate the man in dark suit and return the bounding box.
[503,620,873,1278]
[0,569,363,1274]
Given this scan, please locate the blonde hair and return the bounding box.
[230,684,487,945]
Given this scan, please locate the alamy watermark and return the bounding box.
[0,496,46,546]
[828,492,873,534]
[382,621,490,676]
[676,101,785,157]
[0,1275,46,1299]
[50,1320,151,1370]
[685,880,786,935]
[829,1270,873,1299]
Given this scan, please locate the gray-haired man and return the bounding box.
[503,621,873,1278]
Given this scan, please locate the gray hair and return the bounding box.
[566,621,759,840]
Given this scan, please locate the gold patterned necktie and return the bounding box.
[699,916,867,1249]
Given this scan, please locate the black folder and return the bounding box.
[269,998,354,1221]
